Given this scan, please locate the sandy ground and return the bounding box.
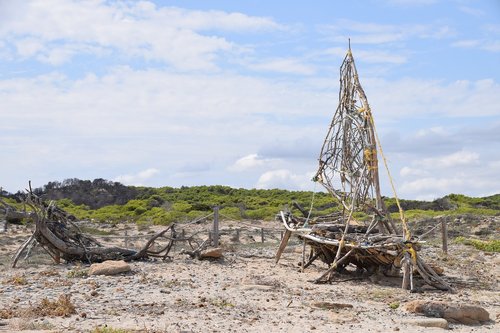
[0,220,498,333]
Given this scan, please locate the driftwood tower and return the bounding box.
[276,45,451,291]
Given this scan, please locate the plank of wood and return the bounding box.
[275,229,292,264]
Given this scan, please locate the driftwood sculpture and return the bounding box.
[276,45,451,291]
[2,185,178,267]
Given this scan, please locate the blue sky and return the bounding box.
[0,0,499,200]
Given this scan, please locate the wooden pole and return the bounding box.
[260,228,265,243]
[301,238,306,272]
[402,252,411,290]
[213,206,219,247]
[441,219,448,254]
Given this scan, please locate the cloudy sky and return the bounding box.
[0,0,499,200]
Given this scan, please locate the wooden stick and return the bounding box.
[314,248,355,283]
[303,251,320,270]
[11,234,36,268]
[275,229,291,264]
[441,219,448,254]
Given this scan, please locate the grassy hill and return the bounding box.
[2,179,499,225]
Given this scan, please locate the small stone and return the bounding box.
[402,318,448,329]
[404,300,490,325]
[200,248,224,259]
[89,260,131,276]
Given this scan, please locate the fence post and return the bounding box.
[213,206,219,247]
[441,219,448,254]
[261,228,265,243]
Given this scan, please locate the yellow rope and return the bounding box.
[367,110,411,240]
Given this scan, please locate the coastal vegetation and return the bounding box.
[2,179,499,225]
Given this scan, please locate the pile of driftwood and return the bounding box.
[276,44,451,292]
[276,212,451,291]
[1,186,183,267]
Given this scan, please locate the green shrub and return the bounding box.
[455,237,500,253]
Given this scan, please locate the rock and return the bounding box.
[89,260,131,276]
[402,318,448,329]
[404,300,490,325]
[200,247,223,259]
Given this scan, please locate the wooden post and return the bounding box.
[261,228,265,243]
[4,206,10,232]
[301,238,306,273]
[441,219,448,254]
[213,206,219,247]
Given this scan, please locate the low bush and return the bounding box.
[455,236,500,253]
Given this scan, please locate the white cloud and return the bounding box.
[1,66,498,196]
[322,47,407,64]
[415,127,448,138]
[416,150,480,169]
[256,169,314,190]
[15,38,44,58]
[483,41,500,53]
[366,78,500,119]
[153,7,285,32]
[402,177,462,192]
[396,148,498,199]
[0,0,284,70]
[401,177,473,200]
[452,39,500,53]
[399,166,428,177]
[114,168,160,186]
[245,58,316,75]
[458,6,485,17]
[320,19,454,45]
[0,1,498,200]
[386,0,437,5]
[229,154,272,172]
